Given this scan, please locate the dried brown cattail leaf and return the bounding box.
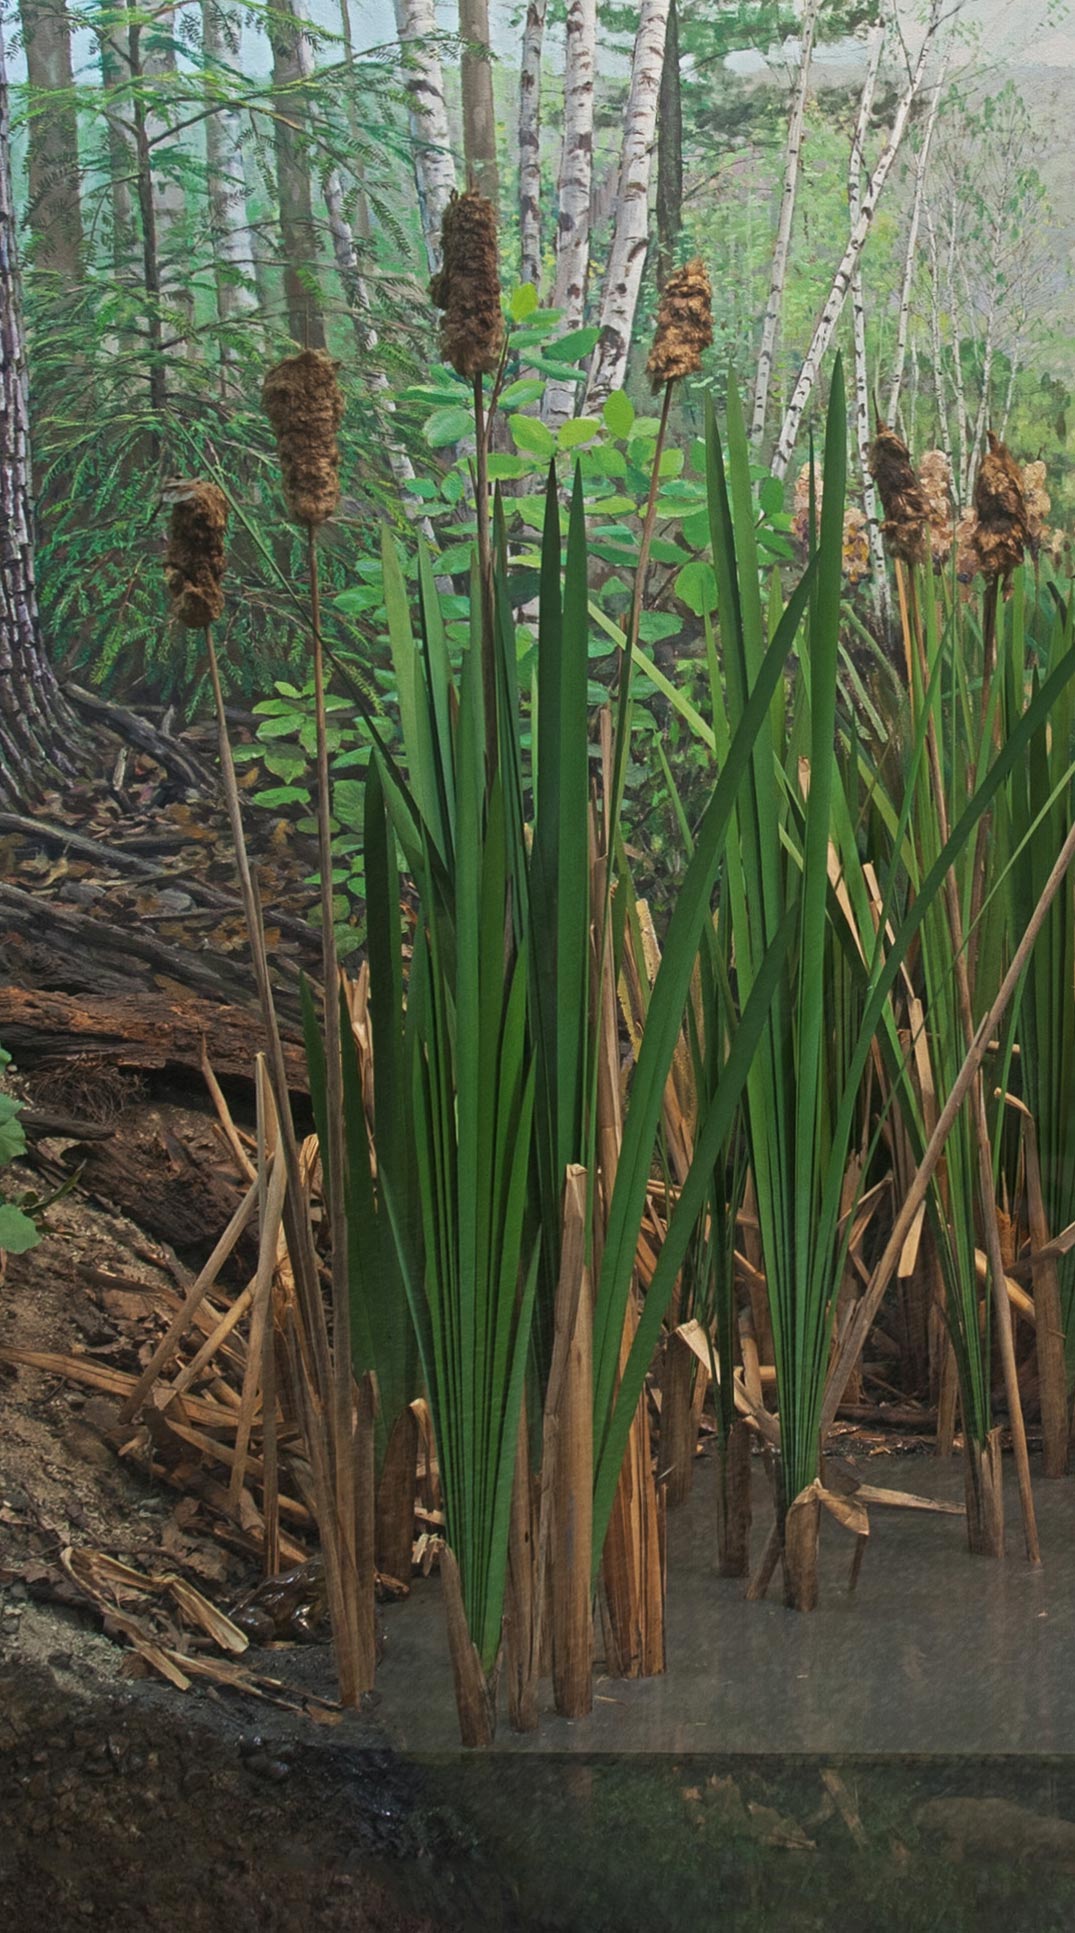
[842,506,870,586]
[261,349,344,527]
[646,257,713,389]
[1021,460,1050,557]
[163,479,228,629]
[429,190,504,380]
[955,510,984,585]
[868,423,929,566]
[918,449,954,566]
[974,431,1028,580]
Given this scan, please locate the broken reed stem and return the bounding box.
[204,625,370,1701]
[902,563,1039,1564]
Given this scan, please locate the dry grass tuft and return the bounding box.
[428,190,504,380]
[261,350,344,527]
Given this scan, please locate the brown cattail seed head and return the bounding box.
[791,460,823,558]
[646,258,713,389]
[261,349,344,527]
[868,423,929,566]
[842,506,870,586]
[973,431,1029,580]
[163,479,228,629]
[955,510,984,586]
[1021,460,1050,557]
[428,190,504,379]
[918,450,954,566]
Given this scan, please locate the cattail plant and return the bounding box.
[975,432,1029,583]
[645,257,713,388]
[868,423,929,567]
[261,349,378,1701]
[161,473,375,1704]
[918,450,955,566]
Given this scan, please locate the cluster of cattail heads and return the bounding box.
[791,462,869,584]
[973,432,1029,581]
[918,450,955,565]
[868,424,930,567]
[261,349,344,527]
[163,479,228,629]
[429,190,505,380]
[646,258,713,390]
[1021,459,1051,558]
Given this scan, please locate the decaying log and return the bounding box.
[0,985,307,1090]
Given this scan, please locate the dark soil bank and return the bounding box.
[6,1651,1075,1933]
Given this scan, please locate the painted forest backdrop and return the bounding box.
[3,0,1074,865]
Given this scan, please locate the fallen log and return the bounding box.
[0,985,308,1090]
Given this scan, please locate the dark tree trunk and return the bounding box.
[459,0,499,207]
[0,20,77,804]
[656,0,681,290]
[18,0,83,277]
[270,0,327,348]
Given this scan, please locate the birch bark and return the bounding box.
[542,0,596,430]
[393,0,457,274]
[770,0,946,480]
[847,19,887,597]
[583,0,671,415]
[885,59,947,424]
[518,0,547,292]
[202,0,258,340]
[750,0,821,447]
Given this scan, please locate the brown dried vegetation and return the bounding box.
[261,350,344,527]
[428,190,505,380]
[163,480,228,630]
[646,257,713,389]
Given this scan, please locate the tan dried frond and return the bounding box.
[261,349,344,527]
[842,506,870,586]
[918,449,954,566]
[954,511,984,585]
[793,460,823,517]
[1021,459,1051,556]
[163,479,228,629]
[429,190,504,380]
[868,423,929,566]
[646,258,713,389]
[974,431,1028,580]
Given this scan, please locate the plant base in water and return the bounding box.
[659,1331,706,1511]
[440,1544,498,1748]
[375,1403,421,1588]
[963,1428,1004,1557]
[716,1418,753,1577]
[782,1482,821,1612]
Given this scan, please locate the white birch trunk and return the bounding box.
[884,58,947,425]
[770,0,946,480]
[923,200,954,472]
[583,0,671,414]
[847,20,887,601]
[542,0,596,430]
[202,0,258,338]
[518,0,547,293]
[394,0,458,274]
[966,296,996,501]
[750,0,821,448]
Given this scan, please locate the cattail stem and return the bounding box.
[609,377,676,844]
[472,373,498,781]
[307,524,373,1683]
